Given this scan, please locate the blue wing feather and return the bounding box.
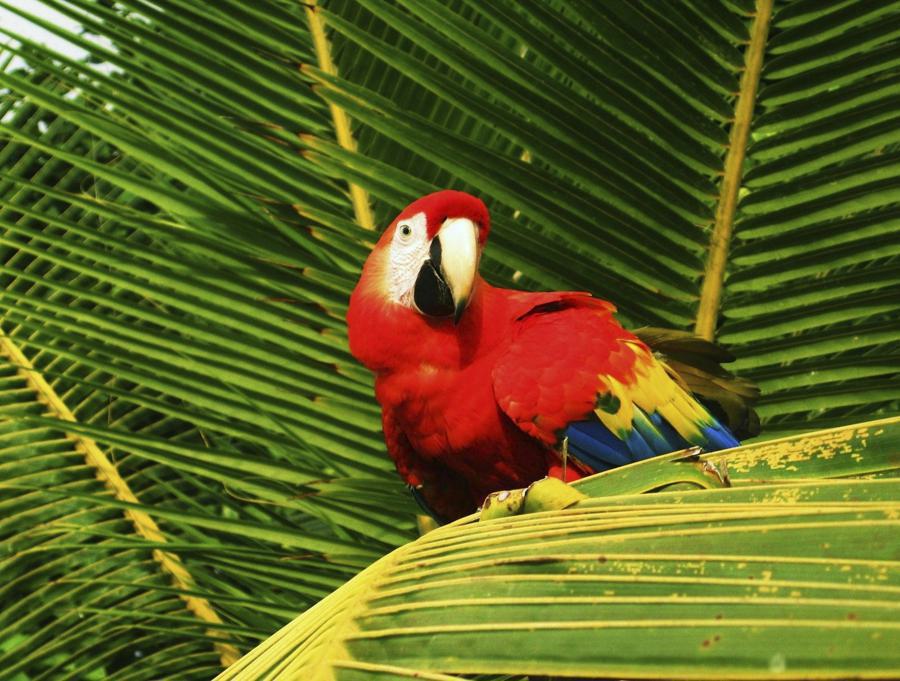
[564,406,739,474]
[566,420,634,470]
[702,422,741,451]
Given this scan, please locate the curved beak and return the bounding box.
[413,218,478,324]
[438,218,478,323]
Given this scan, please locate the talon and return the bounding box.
[522,477,587,514]
[702,459,731,487]
[480,487,527,521]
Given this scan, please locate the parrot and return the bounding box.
[347,190,758,522]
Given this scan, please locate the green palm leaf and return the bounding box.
[219,419,900,680]
[0,0,897,678]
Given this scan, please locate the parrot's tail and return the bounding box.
[633,327,761,440]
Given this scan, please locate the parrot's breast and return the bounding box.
[377,360,500,456]
[375,359,549,495]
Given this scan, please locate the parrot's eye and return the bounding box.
[398,224,413,239]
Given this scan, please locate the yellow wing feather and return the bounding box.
[595,341,712,444]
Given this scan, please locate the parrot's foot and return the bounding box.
[479,477,587,521]
[701,458,731,487]
[672,445,732,488]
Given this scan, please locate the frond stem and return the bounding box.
[0,329,241,667]
[304,2,376,230]
[694,0,773,340]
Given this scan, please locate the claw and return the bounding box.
[702,458,731,487]
[480,487,527,520]
[523,476,587,513]
[480,477,587,521]
[671,446,731,489]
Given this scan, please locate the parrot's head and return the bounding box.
[353,190,490,326]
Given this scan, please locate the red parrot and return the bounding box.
[348,190,756,521]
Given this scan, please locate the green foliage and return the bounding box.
[221,419,900,680]
[0,0,897,678]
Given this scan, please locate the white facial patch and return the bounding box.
[388,212,430,306]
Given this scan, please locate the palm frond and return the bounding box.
[0,0,897,677]
[219,418,900,680]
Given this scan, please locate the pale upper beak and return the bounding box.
[412,217,479,323]
[437,218,478,323]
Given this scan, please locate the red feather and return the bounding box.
[348,191,738,521]
[350,267,640,519]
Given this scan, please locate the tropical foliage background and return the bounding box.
[0,0,897,678]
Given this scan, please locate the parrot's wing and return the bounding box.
[492,297,739,474]
[632,326,760,440]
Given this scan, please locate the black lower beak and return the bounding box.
[453,300,467,325]
[414,239,455,318]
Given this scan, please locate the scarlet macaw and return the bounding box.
[348,190,756,521]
